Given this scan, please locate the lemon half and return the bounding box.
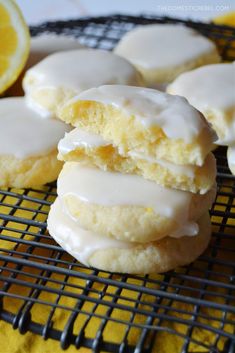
[0,0,30,94]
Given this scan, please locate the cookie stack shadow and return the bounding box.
[48,85,217,274]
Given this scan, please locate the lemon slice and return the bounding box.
[0,0,30,94]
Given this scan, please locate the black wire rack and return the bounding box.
[0,15,235,353]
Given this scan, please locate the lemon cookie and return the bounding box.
[57,162,215,242]
[167,63,235,145]
[0,97,70,188]
[58,128,216,194]
[227,146,235,175]
[48,198,211,274]
[23,49,144,118]
[114,24,220,87]
[59,85,216,166]
[7,34,84,97]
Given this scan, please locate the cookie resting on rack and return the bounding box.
[23,49,144,118]
[48,198,211,274]
[0,97,70,188]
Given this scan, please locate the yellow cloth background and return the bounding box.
[0,11,235,353]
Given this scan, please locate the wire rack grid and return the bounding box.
[0,15,235,353]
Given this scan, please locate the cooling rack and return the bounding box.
[0,15,235,353]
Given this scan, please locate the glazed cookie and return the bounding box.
[59,85,216,166]
[23,49,144,118]
[57,162,216,242]
[114,24,220,87]
[7,34,84,97]
[227,146,235,175]
[0,97,70,188]
[47,198,211,274]
[58,128,216,194]
[167,63,235,145]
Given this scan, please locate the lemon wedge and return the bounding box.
[0,0,30,94]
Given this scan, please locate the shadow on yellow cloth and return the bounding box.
[0,324,90,353]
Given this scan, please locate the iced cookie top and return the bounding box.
[114,24,219,70]
[0,97,70,158]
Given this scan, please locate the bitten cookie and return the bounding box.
[47,198,211,274]
[58,127,216,194]
[167,63,235,145]
[23,49,144,118]
[57,162,216,242]
[114,24,220,87]
[58,85,216,166]
[0,97,70,188]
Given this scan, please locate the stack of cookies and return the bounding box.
[48,85,217,274]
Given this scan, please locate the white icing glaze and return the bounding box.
[0,97,70,158]
[58,127,197,178]
[26,95,54,119]
[57,163,199,237]
[58,128,110,155]
[114,24,218,70]
[75,85,210,143]
[23,49,142,102]
[47,197,200,266]
[128,151,196,178]
[168,63,235,145]
[47,198,135,265]
[28,34,84,68]
[227,146,235,172]
[170,222,199,238]
[58,127,196,178]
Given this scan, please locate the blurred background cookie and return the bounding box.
[114,24,220,88]
[167,62,235,146]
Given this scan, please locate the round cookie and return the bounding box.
[227,146,235,175]
[58,128,216,194]
[59,85,216,166]
[57,162,216,242]
[7,34,85,97]
[167,63,235,145]
[0,97,70,188]
[23,49,144,118]
[114,24,220,87]
[47,198,211,274]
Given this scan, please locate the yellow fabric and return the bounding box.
[213,11,235,26]
[0,186,234,353]
[1,11,235,353]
